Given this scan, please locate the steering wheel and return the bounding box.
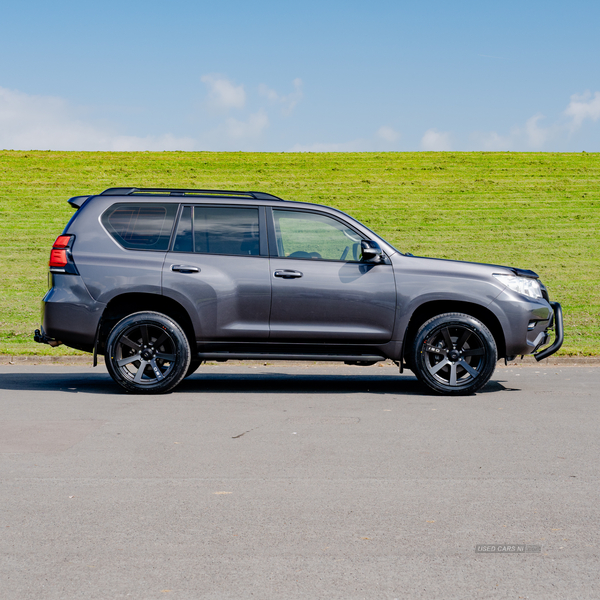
[287,250,322,259]
[340,246,350,261]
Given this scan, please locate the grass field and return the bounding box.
[0,150,598,355]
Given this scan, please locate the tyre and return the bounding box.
[411,312,497,395]
[105,311,191,394]
[184,359,203,379]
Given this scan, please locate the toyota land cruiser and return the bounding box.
[35,187,563,395]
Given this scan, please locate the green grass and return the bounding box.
[1,150,598,355]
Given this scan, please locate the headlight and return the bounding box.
[494,274,543,299]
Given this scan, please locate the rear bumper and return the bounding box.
[533,301,564,361]
[36,274,105,353]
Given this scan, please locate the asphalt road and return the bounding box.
[0,363,598,599]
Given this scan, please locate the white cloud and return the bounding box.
[259,78,303,115]
[108,134,196,151]
[564,91,600,129]
[289,125,402,152]
[201,74,246,110]
[225,111,269,139]
[376,126,400,143]
[470,118,551,151]
[471,114,554,150]
[259,86,279,103]
[471,91,600,151]
[470,130,515,151]
[421,128,452,151]
[523,114,550,148]
[0,86,195,151]
[288,139,367,152]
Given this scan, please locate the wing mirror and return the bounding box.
[361,240,384,262]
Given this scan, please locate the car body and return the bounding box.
[35,187,563,394]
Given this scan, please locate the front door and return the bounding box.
[268,209,396,343]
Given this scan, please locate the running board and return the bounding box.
[196,352,386,362]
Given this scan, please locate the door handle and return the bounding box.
[274,269,303,279]
[171,264,200,273]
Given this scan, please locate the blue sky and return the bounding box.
[1,0,599,151]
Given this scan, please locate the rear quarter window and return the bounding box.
[101,203,178,250]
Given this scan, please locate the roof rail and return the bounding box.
[99,187,283,200]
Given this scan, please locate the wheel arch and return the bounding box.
[96,293,195,355]
[402,300,506,362]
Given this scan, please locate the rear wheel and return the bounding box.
[105,311,191,394]
[411,313,497,395]
[184,359,203,378]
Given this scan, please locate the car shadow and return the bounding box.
[0,371,120,395]
[179,372,425,395]
[180,372,518,395]
[0,370,518,396]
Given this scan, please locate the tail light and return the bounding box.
[49,248,68,267]
[49,235,78,273]
[53,235,72,249]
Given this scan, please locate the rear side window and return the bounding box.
[102,203,178,250]
[173,205,260,256]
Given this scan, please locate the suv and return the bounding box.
[35,187,563,395]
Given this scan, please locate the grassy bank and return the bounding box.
[0,150,598,355]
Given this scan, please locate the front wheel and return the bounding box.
[411,313,497,395]
[105,312,191,394]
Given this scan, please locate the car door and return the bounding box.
[162,204,272,341]
[268,208,396,343]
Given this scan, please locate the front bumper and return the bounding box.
[533,301,564,361]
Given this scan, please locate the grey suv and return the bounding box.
[35,187,563,395]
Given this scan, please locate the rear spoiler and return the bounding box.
[67,195,93,209]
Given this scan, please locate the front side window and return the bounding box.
[102,203,178,250]
[173,205,260,256]
[273,210,364,261]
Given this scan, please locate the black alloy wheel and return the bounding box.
[105,311,191,394]
[411,312,497,395]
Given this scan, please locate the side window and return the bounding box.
[273,210,364,261]
[102,203,178,250]
[173,206,193,253]
[172,205,260,256]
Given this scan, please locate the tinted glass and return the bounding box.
[102,203,178,250]
[193,206,259,256]
[273,210,363,261]
[173,206,193,253]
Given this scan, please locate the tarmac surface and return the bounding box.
[0,362,598,599]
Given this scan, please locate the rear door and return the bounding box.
[162,204,272,341]
[268,208,397,343]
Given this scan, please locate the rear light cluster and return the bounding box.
[49,235,78,273]
[49,235,72,267]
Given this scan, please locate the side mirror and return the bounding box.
[361,240,383,262]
